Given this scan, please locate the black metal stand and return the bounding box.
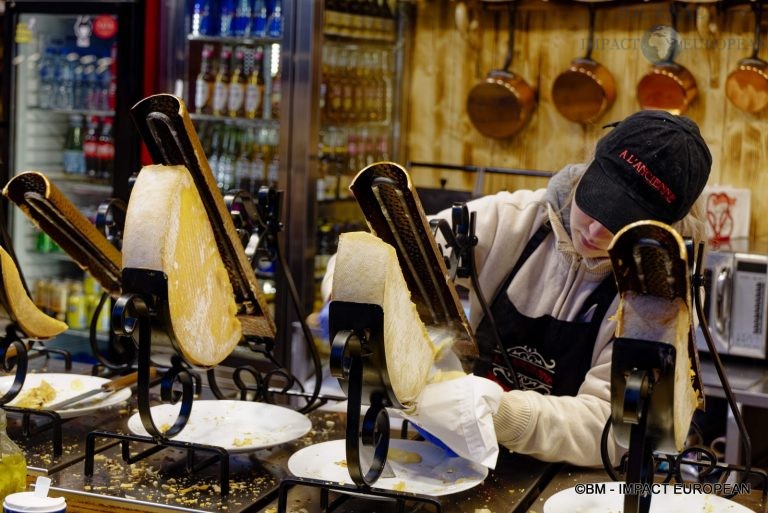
[84,268,232,493]
[601,241,768,507]
[84,430,231,495]
[1,327,72,457]
[277,477,443,513]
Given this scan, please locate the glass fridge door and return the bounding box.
[7,11,122,336]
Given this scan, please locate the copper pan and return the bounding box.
[467,3,536,139]
[637,3,698,114]
[726,3,768,114]
[552,4,616,123]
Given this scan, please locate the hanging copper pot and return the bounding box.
[636,3,698,115]
[467,3,536,139]
[552,4,616,124]
[726,2,768,114]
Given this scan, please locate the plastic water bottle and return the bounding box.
[38,47,56,109]
[57,52,77,110]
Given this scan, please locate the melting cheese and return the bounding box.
[0,247,67,339]
[332,231,434,407]
[122,165,242,367]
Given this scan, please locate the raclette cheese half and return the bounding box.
[0,246,67,339]
[122,164,242,367]
[332,231,435,407]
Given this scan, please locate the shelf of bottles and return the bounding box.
[184,0,284,195]
[314,0,399,287]
[27,39,117,187]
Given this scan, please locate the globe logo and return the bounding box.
[641,25,681,64]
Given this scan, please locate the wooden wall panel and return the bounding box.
[404,1,768,243]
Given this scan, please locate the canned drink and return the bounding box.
[65,285,87,330]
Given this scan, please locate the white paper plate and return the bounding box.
[544,483,754,513]
[127,400,312,453]
[0,373,132,419]
[288,439,488,496]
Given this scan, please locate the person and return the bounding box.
[430,109,712,467]
[319,109,712,467]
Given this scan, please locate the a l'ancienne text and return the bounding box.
[575,482,752,495]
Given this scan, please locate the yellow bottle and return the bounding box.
[0,409,27,503]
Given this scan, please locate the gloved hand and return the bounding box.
[409,421,459,458]
[317,301,330,341]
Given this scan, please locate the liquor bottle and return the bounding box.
[0,409,26,505]
[84,116,100,178]
[216,125,236,191]
[62,114,85,175]
[247,131,266,194]
[324,0,340,37]
[207,124,222,176]
[324,47,342,123]
[212,46,233,116]
[339,50,354,123]
[270,66,281,120]
[228,47,247,118]
[96,116,115,181]
[195,44,216,114]
[233,128,250,189]
[245,47,265,119]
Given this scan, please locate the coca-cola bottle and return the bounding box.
[96,117,115,181]
[84,116,101,178]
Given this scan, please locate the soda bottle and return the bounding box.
[0,409,26,505]
[96,117,115,181]
[267,0,283,37]
[194,44,215,114]
[62,114,85,175]
[212,46,232,116]
[251,0,268,36]
[232,0,252,36]
[191,0,213,35]
[228,47,247,118]
[83,116,100,178]
[220,0,235,36]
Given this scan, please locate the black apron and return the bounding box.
[474,223,617,396]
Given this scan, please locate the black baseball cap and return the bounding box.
[574,110,712,234]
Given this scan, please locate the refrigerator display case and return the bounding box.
[155,0,411,350]
[1,0,143,342]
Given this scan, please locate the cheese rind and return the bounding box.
[0,247,67,339]
[332,231,434,407]
[122,165,242,367]
[616,292,699,450]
